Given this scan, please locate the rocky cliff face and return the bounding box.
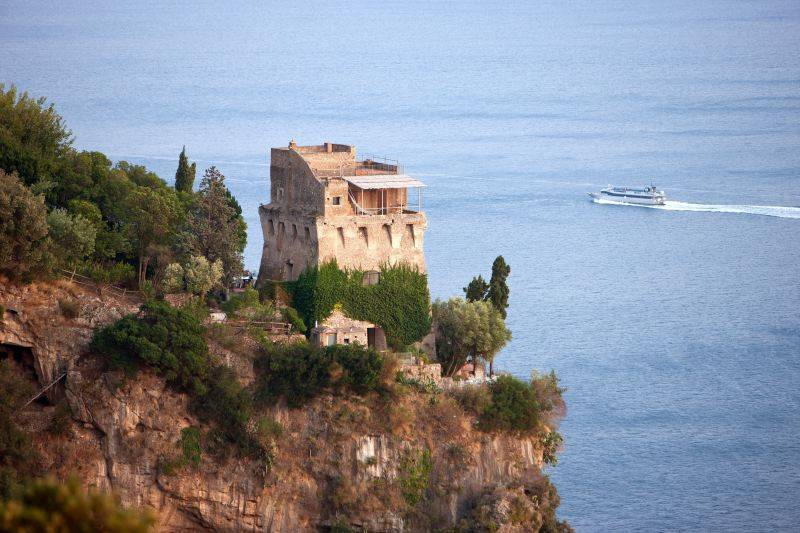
[1,280,566,532]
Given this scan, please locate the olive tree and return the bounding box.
[433,297,511,377]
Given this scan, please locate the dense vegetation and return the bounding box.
[451,372,565,461]
[254,341,386,408]
[92,299,387,463]
[290,261,431,349]
[90,300,210,393]
[0,84,246,289]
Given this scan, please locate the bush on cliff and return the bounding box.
[90,301,259,457]
[90,300,209,394]
[452,374,563,436]
[480,375,540,434]
[254,341,386,408]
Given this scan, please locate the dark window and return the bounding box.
[332,196,341,205]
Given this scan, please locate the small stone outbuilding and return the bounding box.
[310,309,387,350]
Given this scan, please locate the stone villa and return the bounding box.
[256,141,427,283]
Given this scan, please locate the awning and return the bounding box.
[343,174,425,190]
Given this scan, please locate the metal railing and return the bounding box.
[313,157,403,178]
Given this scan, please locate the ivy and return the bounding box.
[290,261,431,349]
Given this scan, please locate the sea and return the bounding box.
[2,1,799,530]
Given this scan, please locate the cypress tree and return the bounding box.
[463,274,489,302]
[174,146,196,193]
[487,255,511,318]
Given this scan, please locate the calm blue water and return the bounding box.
[3,1,800,530]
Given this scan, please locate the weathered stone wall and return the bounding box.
[257,206,319,281]
[317,212,427,274]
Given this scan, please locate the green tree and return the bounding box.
[161,262,184,293]
[174,146,196,193]
[0,170,51,278]
[0,84,72,187]
[47,208,97,268]
[463,274,489,302]
[0,477,153,531]
[182,167,246,286]
[487,255,511,318]
[432,298,511,377]
[184,255,223,296]
[122,186,182,287]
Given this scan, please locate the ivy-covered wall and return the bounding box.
[289,260,431,349]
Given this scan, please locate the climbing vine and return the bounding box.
[289,260,431,349]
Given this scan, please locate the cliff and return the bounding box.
[0,279,568,532]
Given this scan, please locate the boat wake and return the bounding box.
[592,198,800,219]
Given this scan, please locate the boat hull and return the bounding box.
[590,192,665,206]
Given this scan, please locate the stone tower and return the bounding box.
[256,141,427,283]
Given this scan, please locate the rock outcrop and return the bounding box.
[1,280,567,532]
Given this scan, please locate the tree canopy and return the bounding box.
[0,84,248,290]
[180,166,246,286]
[432,297,511,377]
[463,274,489,302]
[0,170,51,278]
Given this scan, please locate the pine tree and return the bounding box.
[463,275,489,302]
[174,146,196,193]
[183,166,246,286]
[487,255,510,319]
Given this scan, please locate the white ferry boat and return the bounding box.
[590,185,666,205]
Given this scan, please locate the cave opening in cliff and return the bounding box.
[0,342,46,404]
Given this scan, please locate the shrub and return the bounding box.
[57,298,80,319]
[79,261,137,286]
[254,342,333,408]
[47,208,96,268]
[184,255,223,296]
[178,427,201,468]
[0,477,153,531]
[479,375,540,434]
[255,416,284,443]
[90,300,209,393]
[254,341,386,408]
[540,430,563,466]
[161,262,184,293]
[450,384,492,415]
[395,373,442,394]
[190,364,254,452]
[398,448,433,506]
[328,344,384,395]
